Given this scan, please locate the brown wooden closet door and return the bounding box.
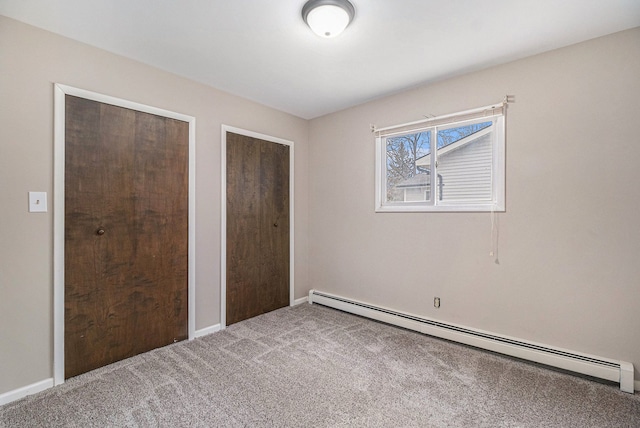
[226,132,290,325]
[64,95,189,378]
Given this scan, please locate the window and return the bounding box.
[375,103,506,212]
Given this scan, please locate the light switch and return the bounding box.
[29,192,48,213]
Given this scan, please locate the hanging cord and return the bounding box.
[490,206,499,264]
[488,94,512,265]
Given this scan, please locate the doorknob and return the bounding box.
[96,228,105,236]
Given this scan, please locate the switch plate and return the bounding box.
[29,192,48,213]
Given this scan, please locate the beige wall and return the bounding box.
[0,16,310,394]
[308,28,640,380]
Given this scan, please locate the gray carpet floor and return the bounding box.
[1,303,639,427]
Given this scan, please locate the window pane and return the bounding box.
[385,131,431,202]
[436,122,493,202]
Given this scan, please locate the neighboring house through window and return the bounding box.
[375,102,506,212]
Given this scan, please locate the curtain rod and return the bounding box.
[371,95,514,134]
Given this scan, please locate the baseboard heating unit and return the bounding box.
[308,290,635,393]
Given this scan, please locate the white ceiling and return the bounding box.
[2,1,639,119]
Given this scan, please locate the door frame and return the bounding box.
[53,84,196,385]
[220,125,294,328]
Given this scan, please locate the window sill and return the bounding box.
[375,203,505,213]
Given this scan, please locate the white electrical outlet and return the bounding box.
[434,297,440,308]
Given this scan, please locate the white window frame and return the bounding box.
[375,105,506,213]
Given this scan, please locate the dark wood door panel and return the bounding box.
[226,132,289,325]
[258,141,290,314]
[65,95,188,378]
[226,134,261,324]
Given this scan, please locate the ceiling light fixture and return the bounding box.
[302,0,355,38]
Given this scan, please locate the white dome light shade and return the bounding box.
[306,5,349,38]
[302,0,355,38]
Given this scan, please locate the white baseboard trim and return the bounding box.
[635,380,640,392]
[0,378,54,406]
[194,324,221,338]
[293,296,308,306]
